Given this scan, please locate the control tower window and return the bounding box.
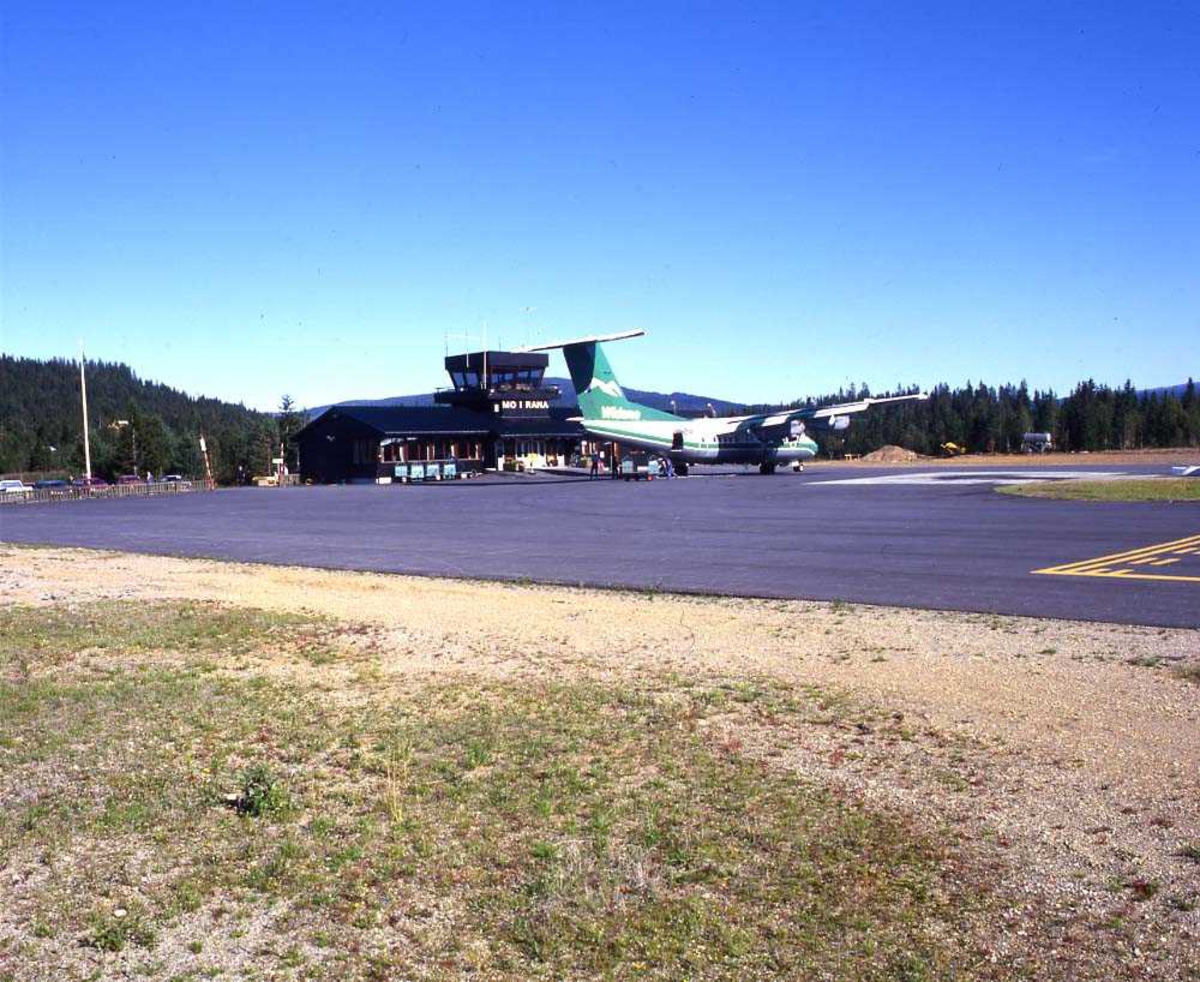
[462,371,480,389]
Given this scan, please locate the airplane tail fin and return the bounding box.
[519,331,681,422]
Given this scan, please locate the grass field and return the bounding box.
[998,477,1200,501]
[0,601,998,982]
[3,548,1198,982]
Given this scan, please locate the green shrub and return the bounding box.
[236,763,288,818]
[84,908,155,952]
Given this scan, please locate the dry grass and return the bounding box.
[1,602,1001,982]
[2,548,1198,981]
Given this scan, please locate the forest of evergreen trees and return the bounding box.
[0,355,302,482]
[1,355,1196,480]
[797,378,1199,457]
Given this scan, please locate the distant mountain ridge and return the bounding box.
[305,377,745,419]
[1139,383,1193,399]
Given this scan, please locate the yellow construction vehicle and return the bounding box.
[940,442,968,457]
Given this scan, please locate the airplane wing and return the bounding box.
[734,393,929,432]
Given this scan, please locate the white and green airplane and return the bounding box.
[521,330,927,474]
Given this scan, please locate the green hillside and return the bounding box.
[0,356,295,483]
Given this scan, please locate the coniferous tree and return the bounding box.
[278,394,303,471]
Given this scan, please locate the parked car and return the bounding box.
[72,477,109,494]
[117,474,142,485]
[1,479,31,499]
[162,474,185,482]
[32,479,70,497]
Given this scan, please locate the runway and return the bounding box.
[3,466,1198,628]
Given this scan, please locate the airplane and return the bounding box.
[519,330,928,474]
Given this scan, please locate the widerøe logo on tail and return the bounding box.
[599,404,642,420]
[587,378,624,399]
[584,379,643,420]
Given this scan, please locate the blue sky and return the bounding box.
[2,1,1197,411]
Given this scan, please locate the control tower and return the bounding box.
[435,350,562,419]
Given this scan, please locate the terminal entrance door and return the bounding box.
[502,438,548,469]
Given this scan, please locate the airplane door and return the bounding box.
[672,431,684,451]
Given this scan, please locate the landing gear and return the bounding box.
[759,462,776,475]
[675,461,689,477]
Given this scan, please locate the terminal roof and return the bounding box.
[299,404,584,439]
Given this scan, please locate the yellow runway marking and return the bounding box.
[1033,533,1200,583]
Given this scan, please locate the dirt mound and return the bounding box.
[862,444,921,462]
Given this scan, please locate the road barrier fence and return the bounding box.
[0,480,209,506]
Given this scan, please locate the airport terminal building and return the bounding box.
[296,350,590,483]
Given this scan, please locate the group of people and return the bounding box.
[588,452,676,479]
